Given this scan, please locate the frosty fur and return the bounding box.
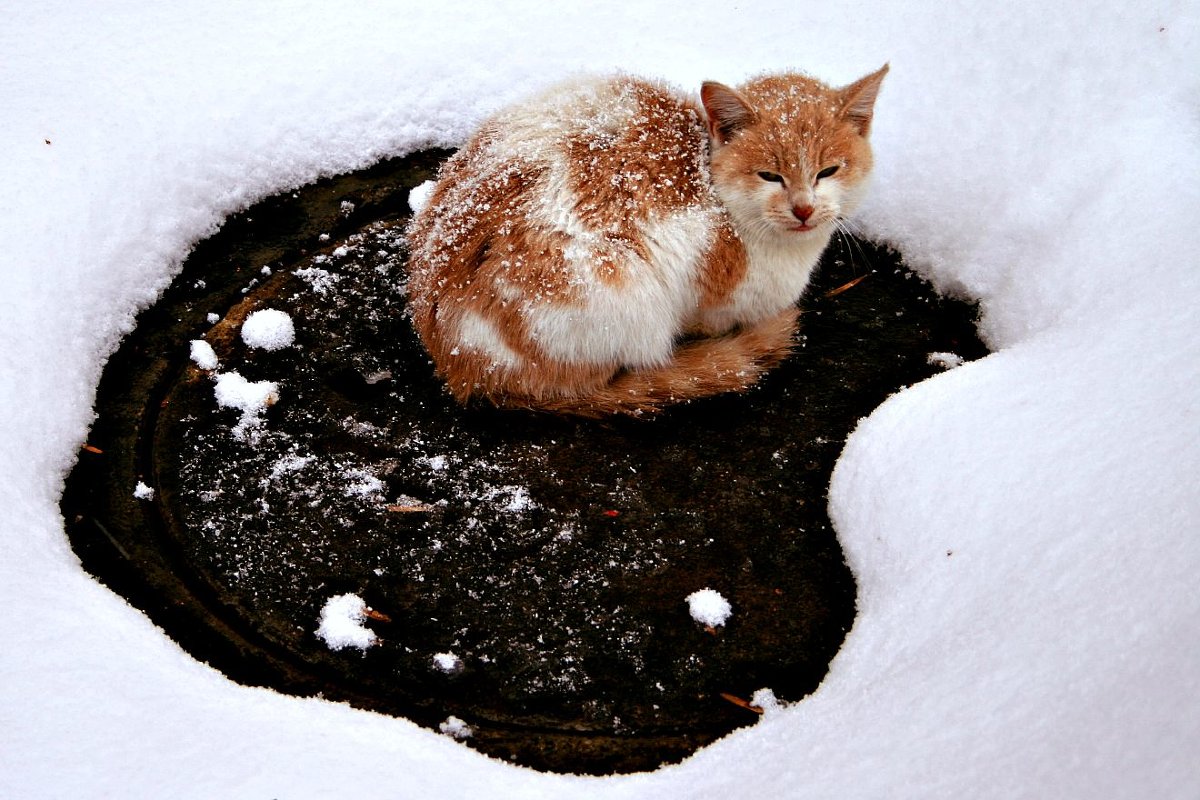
[405,66,887,416]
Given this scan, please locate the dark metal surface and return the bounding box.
[62,149,985,774]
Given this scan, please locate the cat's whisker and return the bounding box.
[833,218,873,276]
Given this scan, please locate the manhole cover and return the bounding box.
[63,149,985,774]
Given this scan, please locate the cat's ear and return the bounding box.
[838,64,889,136]
[701,81,758,145]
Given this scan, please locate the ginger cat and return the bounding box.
[405,66,887,416]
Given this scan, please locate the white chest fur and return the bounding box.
[698,227,830,332]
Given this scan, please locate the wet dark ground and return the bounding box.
[63,149,986,774]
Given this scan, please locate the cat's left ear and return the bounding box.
[838,64,889,136]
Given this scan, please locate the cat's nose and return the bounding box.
[791,204,814,223]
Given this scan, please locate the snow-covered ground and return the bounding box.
[2,1,1198,797]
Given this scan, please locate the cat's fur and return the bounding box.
[405,66,887,416]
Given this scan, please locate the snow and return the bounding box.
[926,351,963,370]
[295,265,343,295]
[2,2,1198,799]
[240,308,296,351]
[749,688,781,715]
[133,481,155,501]
[189,339,219,370]
[439,716,473,740]
[212,371,280,440]
[483,484,535,513]
[316,593,378,651]
[432,652,463,674]
[685,588,732,627]
[409,180,436,215]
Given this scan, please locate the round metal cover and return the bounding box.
[63,150,985,774]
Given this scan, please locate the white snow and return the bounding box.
[316,593,378,651]
[686,588,732,627]
[2,2,1198,799]
[483,484,534,513]
[189,339,219,370]
[432,652,463,673]
[439,716,473,740]
[213,371,280,439]
[749,688,781,715]
[240,309,296,351]
[926,351,963,370]
[133,481,155,501]
[294,265,343,295]
[269,453,313,480]
[408,180,436,215]
[343,468,385,499]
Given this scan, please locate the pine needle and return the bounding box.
[823,274,869,298]
[719,692,764,714]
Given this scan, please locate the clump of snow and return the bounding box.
[240,309,295,351]
[439,716,473,740]
[294,266,343,295]
[315,594,378,651]
[343,468,384,499]
[432,652,463,674]
[750,687,782,714]
[409,180,436,215]
[205,312,220,324]
[189,339,219,370]
[927,351,965,370]
[686,588,732,627]
[213,371,279,439]
[133,481,155,501]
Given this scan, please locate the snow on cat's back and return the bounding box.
[405,67,887,416]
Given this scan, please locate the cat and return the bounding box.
[404,65,887,416]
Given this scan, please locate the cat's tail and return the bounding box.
[519,307,799,418]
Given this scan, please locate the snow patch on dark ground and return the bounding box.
[2,2,1198,798]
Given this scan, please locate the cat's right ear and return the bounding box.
[701,82,757,145]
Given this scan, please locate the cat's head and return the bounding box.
[701,65,888,242]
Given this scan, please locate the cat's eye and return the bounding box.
[815,165,840,181]
[757,171,785,184]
